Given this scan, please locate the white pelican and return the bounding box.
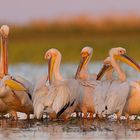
[95,47,140,119]
[98,48,140,118]
[75,46,99,119]
[76,47,136,119]
[0,25,33,120]
[0,25,18,118]
[33,48,82,120]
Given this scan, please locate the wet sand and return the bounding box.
[1,116,140,140]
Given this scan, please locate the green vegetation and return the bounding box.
[6,22,140,64]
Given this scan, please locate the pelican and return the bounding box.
[33,48,82,120]
[95,47,140,119]
[0,26,18,118]
[75,46,99,119]
[97,48,140,118]
[0,25,33,120]
[76,47,137,119]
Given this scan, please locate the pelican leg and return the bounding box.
[76,112,79,117]
[63,114,70,121]
[79,112,82,118]
[83,113,87,119]
[76,112,82,118]
[89,112,93,120]
[26,113,30,120]
[116,101,126,121]
[124,112,130,120]
[9,111,18,121]
[96,114,103,120]
[49,112,57,120]
[116,111,122,121]
[81,106,87,119]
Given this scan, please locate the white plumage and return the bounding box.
[33,48,82,120]
[0,25,33,119]
[93,80,130,117]
[94,47,136,118]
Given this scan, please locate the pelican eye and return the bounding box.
[81,52,89,58]
[47,53,51,59]
[119,50,123,54]
[119,50,125,55]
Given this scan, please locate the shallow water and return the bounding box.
[9,62,140,84]
[1,62,140,140]
[1,118,140,140]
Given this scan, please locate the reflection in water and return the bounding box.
[0,63,140,140]
[0,118,140,140]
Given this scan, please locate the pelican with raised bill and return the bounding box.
[97,47,140,118]
[33,48,83,120]
[0,25,33,120]
[0,25,19,118]
[75,46,100,119]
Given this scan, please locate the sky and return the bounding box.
[0,0,140,24]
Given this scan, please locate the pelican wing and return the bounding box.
[104,81,130,115]
[0,77,33,114]
[52,82,70,116]
[93,80,130,116]
[13,75,34,95]
[93,80,111,115]
[66,79,81,103]
[33,85,56,119]
[52,79,82,118]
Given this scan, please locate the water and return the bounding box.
[1,118,140,140]
[9,62,140,84]
[1,62,140,140]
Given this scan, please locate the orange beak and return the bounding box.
[0,35,8,77]
[75,52,90,79]
[96,54,140,80]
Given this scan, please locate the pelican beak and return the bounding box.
[48,56,55,84]
[1,34,8,76]
[96,64,112,80]
[96,54,140,80]
[4,79,27,91]
[75,54,89,79]
[115,54,140,72]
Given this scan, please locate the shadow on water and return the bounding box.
[1,117,140,140]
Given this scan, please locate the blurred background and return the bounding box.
[0,0,140,64]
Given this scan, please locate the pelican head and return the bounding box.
[109,47,140,72]
[75,46,93,79]
[45,48,62,84]
[0,25,10,38]
[109,47,126,57]
[96,47,140,80]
